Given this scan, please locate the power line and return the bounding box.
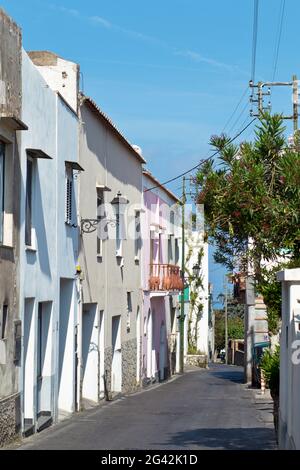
[228,100,250,136]
[221,85,249,134]
[251,0,259,83]
[272,0,286,81]
[144,118,256,192]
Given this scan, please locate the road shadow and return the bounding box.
[160,427,277,450]
[209,367,244,384]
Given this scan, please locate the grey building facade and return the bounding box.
[0,9,27,446]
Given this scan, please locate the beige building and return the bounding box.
[78,95,145,403]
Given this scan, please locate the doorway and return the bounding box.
[82,304,98,404]
[36,302,53,430]
[136,307,141,383]
[146,308,152,378]
[23,298,35,435]
[159,322,166,381]
[58,279,75,415]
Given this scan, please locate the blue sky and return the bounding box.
[2,0,299,300]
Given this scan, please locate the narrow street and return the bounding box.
[15,365,277,450]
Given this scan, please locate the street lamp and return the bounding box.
[80,190,128,234]
[192,263,201,278]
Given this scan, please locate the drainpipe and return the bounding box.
[77,274,83,411]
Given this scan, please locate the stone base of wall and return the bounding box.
[122,338,138,394]
[0,393,21,447]
[104,347,113,399]
[186,354,208,368]
[104,339,138,398]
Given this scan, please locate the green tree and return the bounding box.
[196,113,300,333]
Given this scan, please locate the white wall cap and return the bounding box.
[277,268,300,282]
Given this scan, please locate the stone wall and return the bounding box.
[186,354,208,368]
[0,8,22,118]
[0,393,20,447]
[104,340,138,397]
[104,347,112,399]
[122,338,138,393]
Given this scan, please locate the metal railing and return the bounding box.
[149,263,183,291]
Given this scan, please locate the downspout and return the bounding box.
[77,100,83,411]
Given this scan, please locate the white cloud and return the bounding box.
[174,49,236,72]
[89,16,112,29]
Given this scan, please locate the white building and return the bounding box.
[277,268,300,449]
[19,50,80,435]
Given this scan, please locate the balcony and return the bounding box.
[149,264,184,292]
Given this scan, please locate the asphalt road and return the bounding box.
[16,364,277,450]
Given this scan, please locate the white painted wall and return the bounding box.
[184,230,209,356]
[32,54,79,113]
[19,50,79,428]
[277,268,300,450]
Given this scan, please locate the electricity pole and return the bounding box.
[250,75,299,132]
[224,277,228,365]
[179,176,186,374]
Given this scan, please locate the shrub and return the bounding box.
[260,345,280,398]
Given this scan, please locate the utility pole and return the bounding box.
[293,75,298,133]
[250,76,299,132]
[224,277,228,365]
[179,176,186,374]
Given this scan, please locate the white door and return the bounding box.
[111,316,122,393]
[82,304,98,403]
[136,307,140,383]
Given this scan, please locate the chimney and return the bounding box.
[27,50,80,113]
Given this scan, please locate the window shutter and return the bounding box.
[65,174,73,224]
[25,158,33,245]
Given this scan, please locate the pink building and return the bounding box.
[141,170,182,384]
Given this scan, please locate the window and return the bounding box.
[127,292,132,331]
[65,167,73,225]
[135,211,141,260]
[0,141,5,244]
[175,238,180,264]
[1,305,8,340]
[168,237,173,264]
[25,157,33,246]
[150,236,155,264]
[170,210,174,235]
[115,206,126,258]
[97,189,104,257]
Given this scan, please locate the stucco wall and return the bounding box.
[79,102,143,395]
[0,9,22,446]
[19,50,79,429]
[0,8,22,118]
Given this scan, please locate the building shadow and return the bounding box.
[209,366,244,384]
[159,427,277,450]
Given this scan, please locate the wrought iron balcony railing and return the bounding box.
[149,263,183,292]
